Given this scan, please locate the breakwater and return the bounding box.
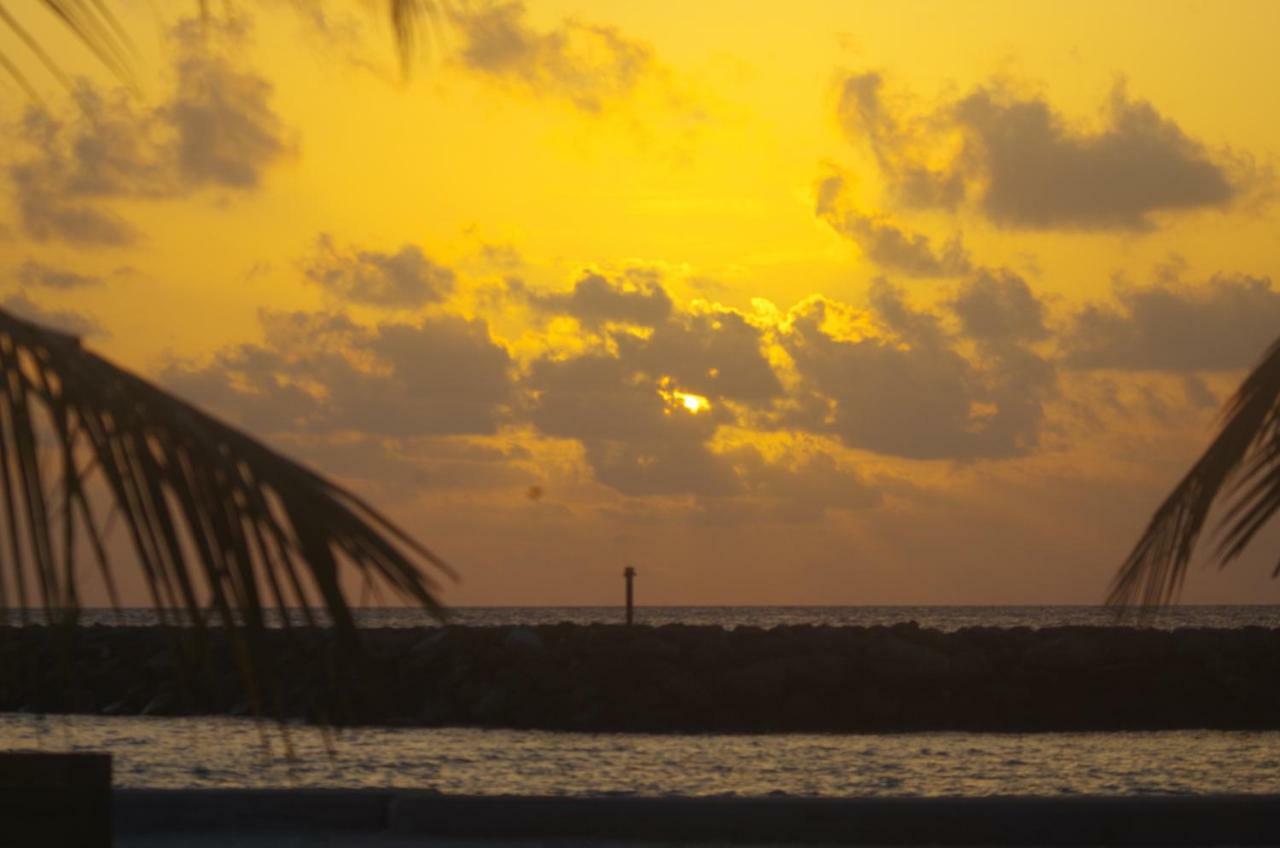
[4,623,1280,731]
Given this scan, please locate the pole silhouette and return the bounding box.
[623,566,636,625]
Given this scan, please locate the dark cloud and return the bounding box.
[1063,273,1280,371]
[163,310,513,438]
[17,259,103,290]
[709,448,882,523]
[837,72,964,209]
[519,271,672,327]
[949,269,1048,343]
[8,18,291,245]
[817,170,972,277]
[1,292,103,337]
[782,278,1054,460]
[955,84,1236,230]
[452,0,658,112]
[282,433,530,498]
[304,235,455,308]
[9,107,143,245]
[8,182,136,244]
[165,274,789,503]
[838,73,1243,230]
[628,310,783,403]
[838,73,894,154]
[527,352,738,497]
[165,17,292,189]
[522,275,781,495]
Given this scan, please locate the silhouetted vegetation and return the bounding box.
[0,308,451,715]
[1,1,437,93]
[1113,338,1280,606]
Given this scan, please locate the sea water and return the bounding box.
[57,604,1280,631]
[1,714,1276,796]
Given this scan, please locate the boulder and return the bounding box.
[501,627,547,656]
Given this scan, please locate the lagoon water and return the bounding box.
[2,714,1278,797]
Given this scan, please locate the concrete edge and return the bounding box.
[114,791,1280,845]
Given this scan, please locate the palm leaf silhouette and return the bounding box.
[0,1,453,719]
[1,1,438,92]
[1110,337,1280,606]
[0,306,452,710]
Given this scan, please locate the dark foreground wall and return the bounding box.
[113,791,1280,845]
[4,622,1280,731]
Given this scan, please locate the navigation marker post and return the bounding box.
[623,566,636,626]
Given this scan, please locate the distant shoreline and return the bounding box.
[4,622,1280,732]
[21,603,1280,632]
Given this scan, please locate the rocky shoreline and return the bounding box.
[4,622,1280,731]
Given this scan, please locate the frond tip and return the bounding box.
[0,306,451,637]
[1109,336,1280,607]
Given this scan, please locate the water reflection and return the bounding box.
[2,714,1275,797]
[48,605,1280,631]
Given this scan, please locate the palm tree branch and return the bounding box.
[0,307,452,715]
[1109,338,1280,606]
[9,1,437,94]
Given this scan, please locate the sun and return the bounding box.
[675,391,710,414]
[657,382,711,415]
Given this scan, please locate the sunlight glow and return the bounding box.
[676,391,710,414]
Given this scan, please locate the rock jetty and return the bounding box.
[4,623,1280,731]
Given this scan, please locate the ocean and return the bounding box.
[55,604,1280,631]
[3,715,1277,797]
[5,605,1280,797]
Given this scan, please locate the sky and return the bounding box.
[2,0,1280,607]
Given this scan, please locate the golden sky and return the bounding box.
[3,0,1280,605]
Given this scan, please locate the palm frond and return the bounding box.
[38,0,136,85]
[389,0,435,72]
[0,1,438,94]
[1109,336,1280,606]
[0,307,451,701]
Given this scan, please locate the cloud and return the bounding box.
[527,351,739,496]
[163,310,513,438]
[1,292,103,337]
[17,259,104,290]
[837,72,964,210]
[955,84,1236,230]
[7,178,136,245]
[518,271,672,327]
[8,17,291,245]
[281,433,531,499]
[706,448,883,523]
[521,274,781,495]
[9,107,142,245]
[817,169,972,277]
[1063,273,1280,371]
[949,269,1048,343]
[164,17,292,189]
[838,73,1244,230]
[452,0,659,112]
[782,277,1054,460]
[630,309,784,403]
[304,235,455,308]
